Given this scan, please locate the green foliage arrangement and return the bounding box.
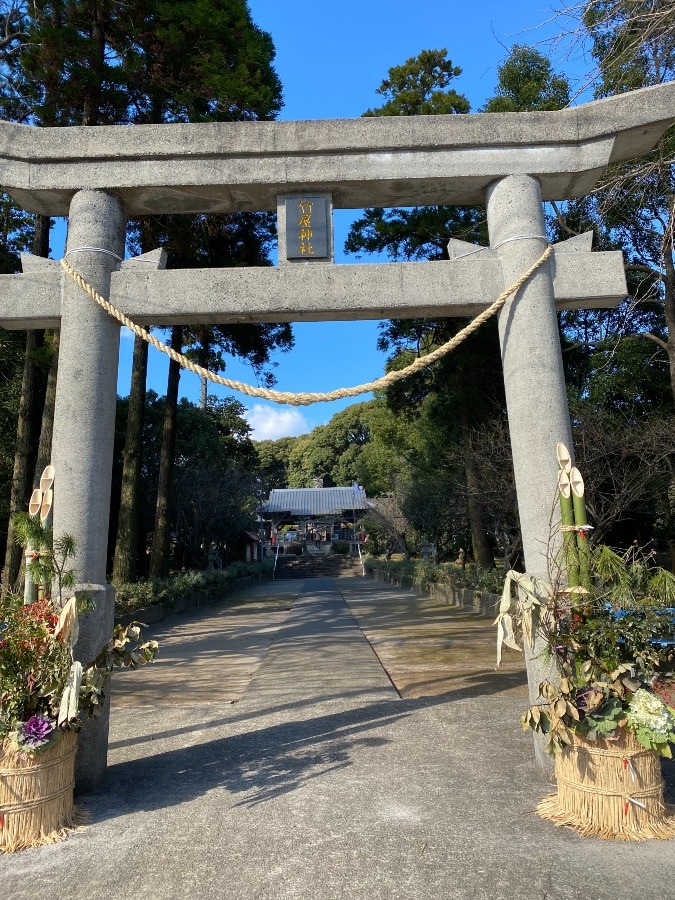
[1,515,158,752]
[78,623,159,723]
[521,545,675,757]
[14,513,77,604]
[0,589,157,750]
[0,597,70,748]
[333,540,350,555]
[0,591,157,752]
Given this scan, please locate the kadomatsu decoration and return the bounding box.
[496,445,675,840]
[0,470,158,852]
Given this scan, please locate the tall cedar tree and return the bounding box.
[0,0,133,591]
[572,1,675,556]
[0,191,38,590]
[0,1,291,583]
[112,392,257,571]
[346,47,573,567]
[485,41,671,417]
[0,1,74,591]
[346,49,496,566]
[579,1,675,399]
[119,0,290,579]
[543,4,675,561]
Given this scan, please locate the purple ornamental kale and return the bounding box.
[20,715,55,749]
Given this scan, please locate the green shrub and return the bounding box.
[451,565,505,594]
[363,557,504,595]
[114,559,273,615]
[333,539,350,555]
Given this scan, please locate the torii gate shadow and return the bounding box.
[94,695,410,816]
[85,677,552,823]
[97,685,675,821]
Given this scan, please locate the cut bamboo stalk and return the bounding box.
[556,441,572,474]
[39,465,55,493]
[38,467,54,600]
[39,488,53,526]
[558,469,579,588]
[28,488,42,518]
[570,466,590,590]
[23,488,43,605]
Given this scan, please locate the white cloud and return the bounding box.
[244,404,310,441]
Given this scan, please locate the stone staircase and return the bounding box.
[273,551,363,580]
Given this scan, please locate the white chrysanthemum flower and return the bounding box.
[627,689,674,738]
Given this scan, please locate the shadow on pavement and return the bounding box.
[92,698,415,816]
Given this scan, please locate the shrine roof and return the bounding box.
[0,82,673,215]
[263,487,369,517]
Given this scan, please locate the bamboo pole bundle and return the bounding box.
[0,730,80,852]
[537,731,675,840]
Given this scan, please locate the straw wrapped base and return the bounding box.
[537,730,675,841]
[0,730,83,853]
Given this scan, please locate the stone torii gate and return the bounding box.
[1,82,674,789]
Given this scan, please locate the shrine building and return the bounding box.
[263,486,369,552]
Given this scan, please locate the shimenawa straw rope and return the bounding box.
[60,244,552,407]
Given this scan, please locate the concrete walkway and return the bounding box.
[2,577,674,899]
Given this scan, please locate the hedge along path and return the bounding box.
[60,244,552,407]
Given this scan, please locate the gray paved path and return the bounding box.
[2,577,674,899]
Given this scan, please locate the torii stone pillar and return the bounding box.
[487,175,572,764]
[487,175,573,572]
[52,189,126,791]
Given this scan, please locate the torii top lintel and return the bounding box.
[1,83,674,217]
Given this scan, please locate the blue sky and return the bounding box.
[60,1,591,440]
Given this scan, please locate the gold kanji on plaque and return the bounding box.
[284,195,328,259]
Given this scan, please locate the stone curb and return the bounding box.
[366,568,499,619]
[114,573,269,627]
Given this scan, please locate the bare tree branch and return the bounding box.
[625,263,667,281]
[636,331,670,353]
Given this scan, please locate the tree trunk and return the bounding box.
[2,331,45,594]
[82,9,105,126]
[461,412,495,568]
[149,326,183,578]
[113,220,160,583]
[2,214,52,594]
[663,247,675,403]
[32,330,59,488]
[112,336,148,584]
[659,185,675,403]
[198,334,210,410]
[33,214,50,259]
[31,214,55,489]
